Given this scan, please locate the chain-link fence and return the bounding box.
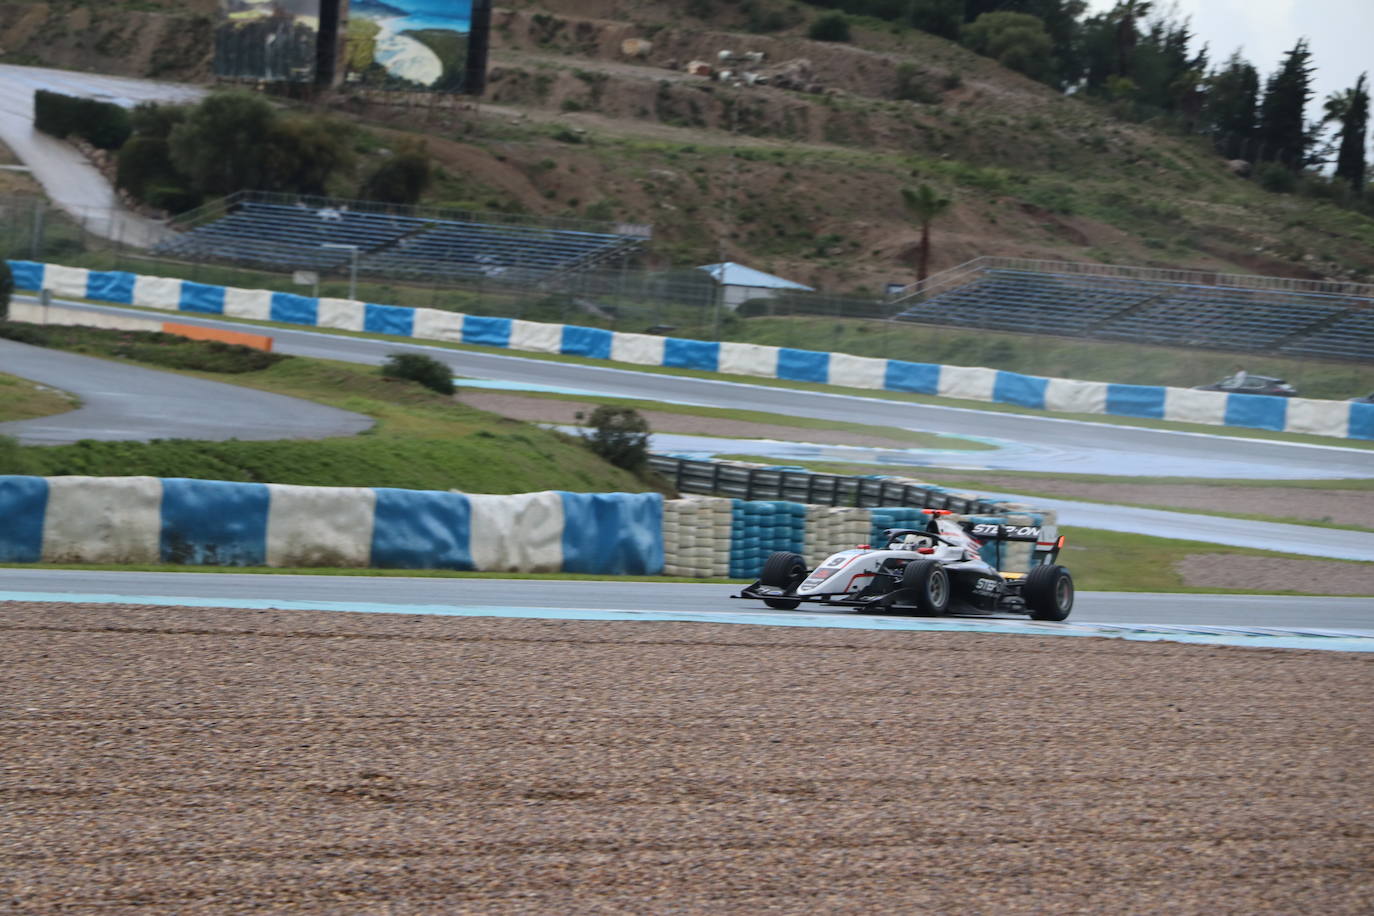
[0,194,914,347]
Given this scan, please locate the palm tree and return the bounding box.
[901,184,951,285]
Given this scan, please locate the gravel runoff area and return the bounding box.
[3,601,1371,914]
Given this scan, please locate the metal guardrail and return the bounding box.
[649,455,1005,515]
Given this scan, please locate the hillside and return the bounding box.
[2,0,1373,292]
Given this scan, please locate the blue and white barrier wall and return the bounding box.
[0,476,664,574]
[0,476,1051,578]
[13,260,1367,440]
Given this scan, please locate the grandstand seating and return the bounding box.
[896,268,1374,360]
[1280,308,1374,361]
[153,199,643,281]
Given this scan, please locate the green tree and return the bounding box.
[808,12,851,42]
[1324,73,1369,193]
[908,0,963,41]
[961,11,1055,82]
[901,184,952,285]
[577,405,650,472]
[129,101,187,140]
[1203,52,1261,159]
[1257,38,1315,170]
[962,0,1085,88]
[262,116,355,197]
[359,145,432,205]
[380,352,455,395]
[168,91,277,195]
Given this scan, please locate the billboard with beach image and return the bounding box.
[214,0,321,82]
[345,0,488,93]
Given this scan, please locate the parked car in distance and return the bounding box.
[1194,374,1298,397]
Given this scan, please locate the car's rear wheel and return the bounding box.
[901,559,950,616]
[1025,564,1073,621]
[759,551,806,610]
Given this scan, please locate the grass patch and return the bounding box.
[1059,527,1373,595]
[0,332,663,494]
[0,372,79,422]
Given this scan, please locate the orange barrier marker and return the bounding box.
[163,322,274,352]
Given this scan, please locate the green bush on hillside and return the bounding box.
[359,144,432,205]
[577,405,650,472]
[117,103,200,213]
[33,89,132,150]
[380,352,455,395]
[808,12,851,42]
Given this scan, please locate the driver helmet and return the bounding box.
[898,534,928,550]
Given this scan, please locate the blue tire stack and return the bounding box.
[729,500,807,578]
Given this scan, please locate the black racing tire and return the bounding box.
[901,559,950,616]
[759,551,806,610]
[1025,564,1074,621]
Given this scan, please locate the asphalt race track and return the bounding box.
[0,338,373,444]
[3,570,1372,653]
[13,298,1374,561]
[48,299,1374,480]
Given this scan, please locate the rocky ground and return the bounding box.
[2,601,1371,913]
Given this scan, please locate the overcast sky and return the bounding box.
[1085,0,1372,128]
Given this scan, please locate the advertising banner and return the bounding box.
[214,0,322,83]
[345,0,489,93]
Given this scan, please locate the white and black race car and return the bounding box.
[734,510,1073,620]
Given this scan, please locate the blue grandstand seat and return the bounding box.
[895,268,1373,360]
[153,197,643,282]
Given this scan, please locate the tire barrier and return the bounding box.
[9,260,1371,441]
[647,455,1008,515]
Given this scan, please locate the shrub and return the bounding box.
[0,259,11,321]
[1256,162,1297,193]
[0,323,285,372]
[894,63,939,103]
[129,101,187,140]
[380,352,455,395]
[0,435,38,475]
[142,184,203,214]
[33,89,132,150]
[577,405,650,472]
[116,136,183,199]
[808,12,851,42]
[359,144,432,205]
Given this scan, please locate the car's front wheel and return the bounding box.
[901,559,950,616]
[1025,564,1073,621]
[759,551,806,610]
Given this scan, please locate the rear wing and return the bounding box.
[959,520,1064,567]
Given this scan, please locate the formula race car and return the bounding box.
[735,510,1074,620]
